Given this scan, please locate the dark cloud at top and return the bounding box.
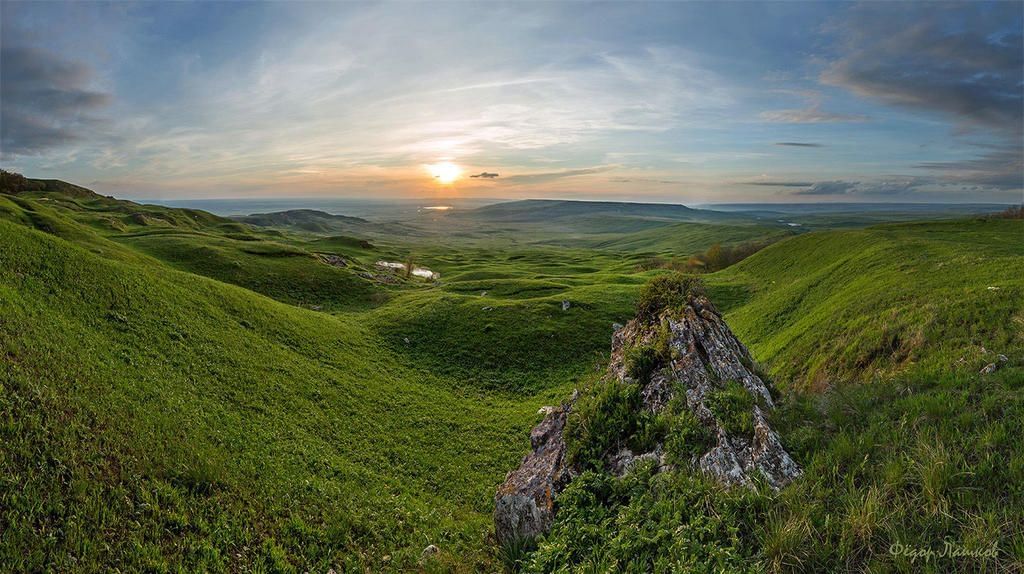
[775,142,823,148]
[823,3,1023,136]
[469,172,499,178]
[1,45,112,156]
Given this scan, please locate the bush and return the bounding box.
[664,408,715,465]
[705,380,758,437]
[636,273,705,320]
[625,344,660,383]
[565,379,643,470]
[525,468,768,572]
[994,205,1023,219]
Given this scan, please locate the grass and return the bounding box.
[1,178,1022,572]
[520,219,1024,572]
[711,218,1024,389]
[0,217,556,571]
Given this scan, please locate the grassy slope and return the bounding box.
[524,218,1024,573]
[578,221,791,253]
[3,180,1022,572]
[1,190,383,312]
[0,216,561,572]
[712,219,1024,388]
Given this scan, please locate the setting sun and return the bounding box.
[427,161,462,184]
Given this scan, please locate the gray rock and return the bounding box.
[561,300,571,311]
[997,354,1009,363]
[420,544,439,561]
[609,446,665,477]
[316,253,347,268]
[494,292,801,545]
[612,322,624,331]
[494,403,573,545]
[981,362,998,374]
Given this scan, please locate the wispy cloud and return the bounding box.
[502,165,617,185]
[745,181,815,188]
[791,181,858,195]
[760,108,869,124]
[775,142,824,148]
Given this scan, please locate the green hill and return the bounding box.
[712,218,1024,388]
[235,209,371,233]
[0,214,554,572]
[2,177,1022,572]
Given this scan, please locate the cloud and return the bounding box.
[775,142,823,148]
[610,177,679,185]
[469,172,499,178]
[745,181,815,188]
[501,165,616,185]
[792,180,859,195]
[0,46,112,156]
[760,106,868,124]
[748,178,940,196]
[822,3,1023,136]
[915,146,1023,190]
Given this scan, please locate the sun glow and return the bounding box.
[426,161,462,184]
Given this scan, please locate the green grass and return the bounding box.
[0,217,561,571]
[520,220,1024,572]
[2,179,1022,572]
[711,219,1024,389]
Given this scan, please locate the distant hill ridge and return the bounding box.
[461,199,740,223]
[1,169,101,199]
[234,209,371,233]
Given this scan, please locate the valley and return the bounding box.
[1,176,1022,572]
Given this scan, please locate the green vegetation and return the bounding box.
[535,367,1024,572]
[705,380,758,436]
[713,219,1024,388]
[522,221,1024,572]
[636,272,705,320]
[1,174,1022,572]
[565,379,644,470]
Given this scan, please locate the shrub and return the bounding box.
[625,344,660,383]
[664,408,715,465]
[525,468,768,572]
[994,205,1023,219]
[565,379,643,470]
[636,272,705,320]
[497,535,536,573]
[705,380,757,436]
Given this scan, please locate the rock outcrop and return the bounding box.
[608,294,800,489]
[493,399,574,544]
[494,290,801,545]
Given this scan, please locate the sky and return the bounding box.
[1,1,1022,203]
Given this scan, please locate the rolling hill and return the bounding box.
[1,176,1022,571]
